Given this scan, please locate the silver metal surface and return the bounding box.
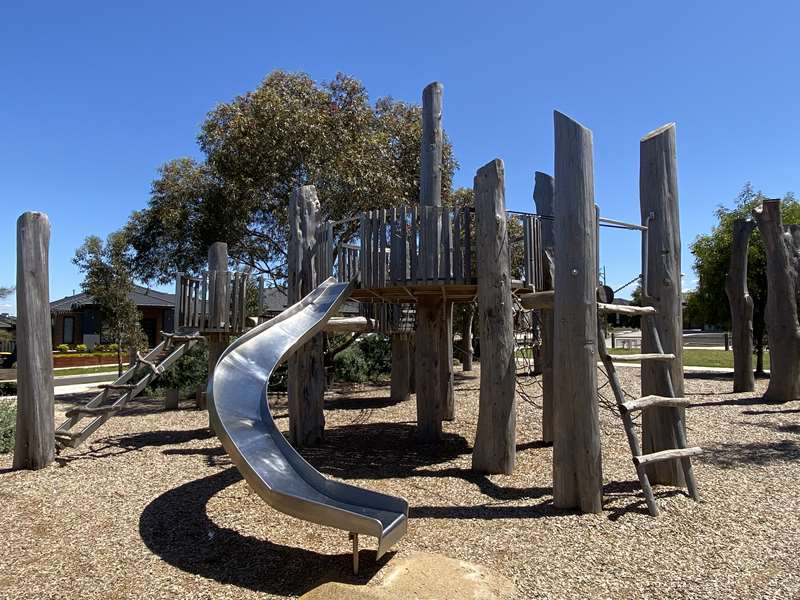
[208,277,409,559]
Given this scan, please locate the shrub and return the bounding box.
[0,382,16,396]
[75,344,88,353]
[0,400,15,453]
[56,344,70,353]
[334,345,369,383]
[151,344,209,395]
[359,334,392,378]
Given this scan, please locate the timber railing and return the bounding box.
[174,270,250,333]
[332,206,544,292]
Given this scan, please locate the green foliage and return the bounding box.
[56,344,70,353]
[333,345,369,383]
[153,344,208,395]
[0,286,12,299]
[333,334,392,383]
[125,70,458,286]
[73,232,147,373]
[0,382,16,396]
[0,400,15,453]
[74,344,88,353]
[689,183,800,354]
[358,334,392,377]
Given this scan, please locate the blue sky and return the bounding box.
[2,1,799,314]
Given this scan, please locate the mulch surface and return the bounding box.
[1,366,798,599]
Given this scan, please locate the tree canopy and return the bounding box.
[689,183,800,365]
[125,71,457,286]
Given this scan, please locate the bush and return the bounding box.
[56,344,70,353]
[0,382,16,396]
[151,344,209,395]
[359,334,392,378]
[0,400,15,453]
[75,344,88,353]
[334,345,369,383]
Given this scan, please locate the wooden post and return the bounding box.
[533,171,555,443]
[461,302,475,371]
[206,242,228,394]
[725,218,756,392]
[552,112,602,513]
[165,388,179,410]
[288,186,326,446]
[13,211,54,470]
[415,81,454,437]
[471,159,516,474]
[752,200,800,402]
[640,122,685,486]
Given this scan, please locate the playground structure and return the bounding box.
[13,81,712,572]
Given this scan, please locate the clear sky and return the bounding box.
[2,1,799,314]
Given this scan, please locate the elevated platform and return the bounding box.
[349,279,532,303]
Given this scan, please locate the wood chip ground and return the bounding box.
[1,365,798,599]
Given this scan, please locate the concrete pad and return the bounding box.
[300,552,517,600]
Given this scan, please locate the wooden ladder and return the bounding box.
[598,309,702,516]
[54,332,204,450]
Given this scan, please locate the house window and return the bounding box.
[63,316,75,345]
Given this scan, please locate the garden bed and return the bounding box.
[0,366,798,598]
[52,352,122,368]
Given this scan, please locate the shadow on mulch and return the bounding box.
[56,427,215,466]
[139,468,386,596]
[689,396,771,409]
[297,422,471,481]
[743,407,800,416]
[697,440,800,468]
[324,395,400,411]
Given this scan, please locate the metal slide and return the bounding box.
[208,277,408,568]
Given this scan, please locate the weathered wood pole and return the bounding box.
[288,185,326,445]
[533,171,555,444]
[415,81,454,438]
[752,200,800,402]
[390,332,411,404]
[640,123,685,486]
[552,112,602,513]
[13,212,54,470]
[461,302,475,371]
[725,218,757,392]
[206,242,229,385]
[472,159,516,474]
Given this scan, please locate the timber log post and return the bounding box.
[752,200,800,402]
[533,171,555,443]
[471,159,516,474]
[415,81,454,439]
[13,212,55,470]
[552,112,602,513]
[725,218,757,392]
[288,186,326,446]
[206,242,229,389]
[640,123,686,486]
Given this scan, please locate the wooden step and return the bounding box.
[633,447,703,466]
[609,353,675,362]
[621,395,691,413]
[597,303,657,316]
[65,406,121,418]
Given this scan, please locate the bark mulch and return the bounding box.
[1,366,798,599]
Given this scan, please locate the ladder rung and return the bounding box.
[597,303,658,316]
[98,384,136,390]
[621,395,690,413]
[610,353,675,362]
[633,447,703,466]
[65,406,120,418]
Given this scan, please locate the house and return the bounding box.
[0,313,16,354]
[50,286,175,349]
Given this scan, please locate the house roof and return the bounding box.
[50,285,175,313]
[0,314,15,329]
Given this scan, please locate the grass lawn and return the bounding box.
[607,347,770,369]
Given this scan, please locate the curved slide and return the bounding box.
[208,277,408,562]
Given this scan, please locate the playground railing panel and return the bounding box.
[175,271,250,333]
